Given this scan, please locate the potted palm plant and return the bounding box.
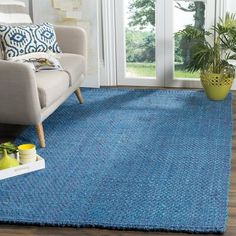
[182,13,236,100]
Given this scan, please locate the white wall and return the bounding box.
[226,0,236,10]
[32,0,59,23]
[32,0,100,88]
[21,0,28,7]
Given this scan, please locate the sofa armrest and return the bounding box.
[54,25,87,57]
[0,60,41,125]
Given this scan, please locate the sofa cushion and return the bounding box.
[58,53,86,85]
[36,70,70,108]
[0,0,32,25]
[36,53,85,108]
[0,0,32,59]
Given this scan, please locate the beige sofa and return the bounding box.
[0,26,87,148]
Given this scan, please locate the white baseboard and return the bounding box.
[231,80,236,90]
[81,76,100,88]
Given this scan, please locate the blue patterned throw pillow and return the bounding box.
[0,23,61,59]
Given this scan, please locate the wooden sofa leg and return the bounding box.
[35,124,46,148]
[75,88,84,104]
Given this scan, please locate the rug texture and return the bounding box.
[0,89,233,233]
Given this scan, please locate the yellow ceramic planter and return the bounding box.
[201,72,234,101]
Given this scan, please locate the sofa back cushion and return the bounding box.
[0,0,32,25]
[0,0,32,59]
[0,23,62,60]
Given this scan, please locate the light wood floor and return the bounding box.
[0,90,235,236]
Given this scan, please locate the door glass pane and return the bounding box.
[174,0,206,80]
[125,0,156,78]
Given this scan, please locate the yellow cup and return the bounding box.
[18,144,37,164]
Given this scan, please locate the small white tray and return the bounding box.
[0,155,45,181]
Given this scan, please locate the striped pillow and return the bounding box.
[0,0,32,59]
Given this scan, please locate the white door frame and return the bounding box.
[115,0,165,86]
[100,0,117,87]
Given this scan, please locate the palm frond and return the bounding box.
[185,12,236,73]
[187,43,214,72]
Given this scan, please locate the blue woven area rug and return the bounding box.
[0,88,233,233]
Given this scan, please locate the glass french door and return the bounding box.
[115,0,218,87]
